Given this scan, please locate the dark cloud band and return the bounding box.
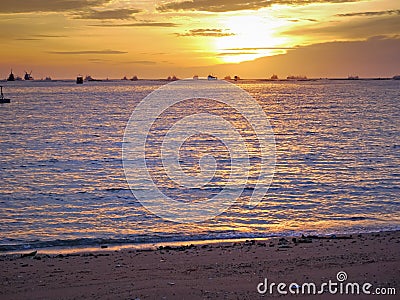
[157,0,361,13]
[89,22,178,27]
[75,9,140,20]
[0,0,110,14]
[48,49,127,55]
[176,28,234,37]
[336,9,400,17]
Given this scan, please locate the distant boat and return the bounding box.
[208,74,217,80]
[234,75,240,81]
[287,75,308,80]
[393,75,400,80]
[0,86,11,103]
[193,75,199,80]
[270,74,278,80]
[122,76,128,80]
[24,71,33,80]
[347,75,359,80]
[130,75,138,81]
[167,75,178,81]
[76,75,83,84]
[44,76,52,81]
[83,75,102,82]
[7,70,15,81]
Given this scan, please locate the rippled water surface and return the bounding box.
[0,79,399,251]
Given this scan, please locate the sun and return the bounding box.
[214,14,291,63]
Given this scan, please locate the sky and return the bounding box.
[0,0,399,79]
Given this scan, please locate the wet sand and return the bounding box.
[1,231,399,299]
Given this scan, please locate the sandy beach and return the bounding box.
[1,230,399,299]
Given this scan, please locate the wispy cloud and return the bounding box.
[224,47,296,50]
[48,49,128,55]
[87,58,112,64]
[288,18,318,22]
[88,58,110,62]
[336,9,400,17]
[157,0,361,13]
[123,61,157,65]
[90,22,178,27]
[14,34,68,41]
[217,52,258,56]
[176,28,234,37]
[74,8,140,20]
[34,34,68,38]
[14,38,42,41]
[0,0,110,14]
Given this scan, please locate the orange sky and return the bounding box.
[0,0,399,79]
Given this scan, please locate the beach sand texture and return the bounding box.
[1,231,399,299]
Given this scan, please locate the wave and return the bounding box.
[2,224,400,253]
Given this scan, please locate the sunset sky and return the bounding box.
[1,0,399,79]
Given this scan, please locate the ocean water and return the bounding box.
[0,79,399,251]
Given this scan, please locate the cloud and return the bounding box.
[0,1,142,21]
[284,15,400,39]
[14,38,42,41]
[90,22,178,27]
[88,58,111,63]
[176,28,234,37]
[336,9,400,17]
[123,61,157,65]
[286,18,317,22]
[216,47,296,57]
[0,0,110,14]
[75,8,140,20]
[224,47,296,50]
[157,0,361,13]
[192,36,400,78]
[14,34,68,41]
[34,34,68,38]
[48,49,128,55]
[251,36,400,77]
[217,52,258,56]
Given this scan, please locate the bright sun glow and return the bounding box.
[215,14,291,63]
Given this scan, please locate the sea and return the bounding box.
[0,79,399,252]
